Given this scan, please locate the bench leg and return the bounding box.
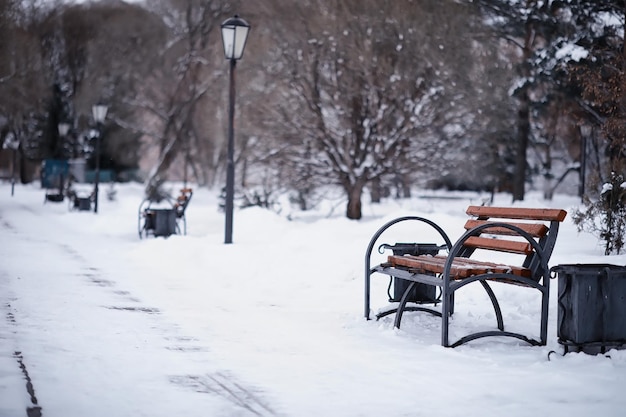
[444,278,548,347]
[449,292,455,315]
[394,281,416,328]
[540,279,549,345]
[443,281,504,347]
[391,282,443,328]
[481,281,504,331]
[441,291,453,347]
[364,269,371,320]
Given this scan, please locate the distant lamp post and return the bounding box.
[92,103,108,214]
[57,121,71,196]
[58,122,70,158]
[220,14,250,244]
[3,133,20,196]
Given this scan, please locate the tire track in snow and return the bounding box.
[3,302,43,417]
[170,372,279,417]
[14,349,43,417]
[1,216,43,417]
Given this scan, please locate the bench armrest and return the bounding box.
[364,216,453,319]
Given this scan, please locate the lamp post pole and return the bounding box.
[225,57,237,244]
[57,122,71,198]
[11,146,17,196]
[92,103,108,214]
[6,136,19,197]
[94,126,101,213]
[220,14,250,244]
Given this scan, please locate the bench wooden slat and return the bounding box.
[388,255,481,278]
[464,220,549,238]
[464,236,533,255]
[389,255,511,278]
[466,206,567,222]
[429,255,532,278]
[388,254,532,279]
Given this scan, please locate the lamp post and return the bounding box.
[57,121,71,196]
[92,103,108,214]
[58,122,70,161]
[220,14,250,244]
[3,133,19,196]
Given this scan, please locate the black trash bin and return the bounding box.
[381,243,441,303]
[552,264,626,354]
[150,209,178,237]
[74,197,92,211]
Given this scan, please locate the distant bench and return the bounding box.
[365,206,567,347]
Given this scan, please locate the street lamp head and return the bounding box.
[220,14,250,61]
[58,122,70,137]
[92,103,109,123]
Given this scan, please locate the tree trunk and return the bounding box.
[401,174,412,199]
[513,13,535,202]
[346,182,365,220]
[19,153,37,184]
[144,134,182,199]
[543,174,554,200]
[369,177,381,203]
[513,90,530,201]
[614,18,626,175]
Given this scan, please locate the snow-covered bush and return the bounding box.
[572,172,626,255]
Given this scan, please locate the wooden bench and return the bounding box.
[364,206,567,347]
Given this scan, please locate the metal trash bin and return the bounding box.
[150,209,177,237]
[552,264,626,354]
[381,243,441,303]
[74,197,92,211]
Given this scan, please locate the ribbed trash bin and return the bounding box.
[151,209,178,237]
[552,264,626,354]
[74,197,91,211]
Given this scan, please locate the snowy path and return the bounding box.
[0,197,279,417]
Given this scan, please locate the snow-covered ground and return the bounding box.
[1,181,625,417]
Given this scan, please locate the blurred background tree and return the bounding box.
[0,0,623,220]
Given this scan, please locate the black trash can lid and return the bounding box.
[551,263,626,275]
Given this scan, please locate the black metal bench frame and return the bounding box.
[365,206,567,347]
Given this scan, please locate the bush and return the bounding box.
[572,172,626,255]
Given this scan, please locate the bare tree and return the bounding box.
[0,0,49,181]
[256,0,500,218]
[129,0,233,198]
